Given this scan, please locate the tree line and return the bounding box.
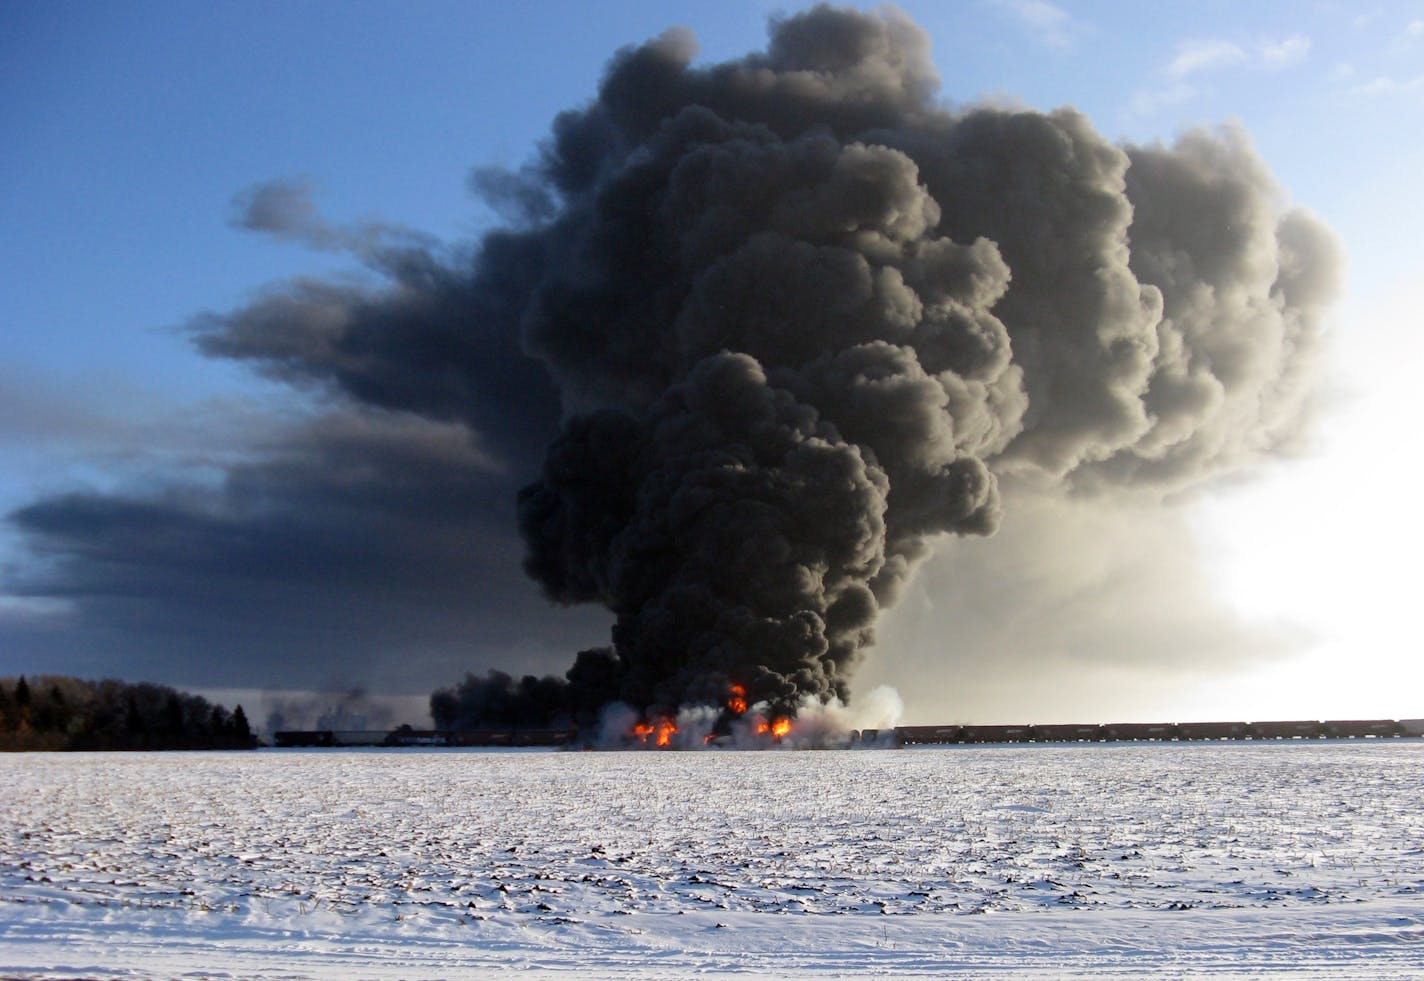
[0,675,256,751]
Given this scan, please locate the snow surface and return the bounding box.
[3,741,1423,978]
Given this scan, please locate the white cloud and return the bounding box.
[1383,17,1424,55]
[1167,34,1311,80]
[996,0,1076,49]
[1168,39,1247,78]
[1130,33,1313,121]
[1350,74,1424,97]
[1259,34,1311,69]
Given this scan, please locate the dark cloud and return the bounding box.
[5,405,605,691]
[2,5,1339,714]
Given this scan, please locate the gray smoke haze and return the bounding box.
[859,493,1315,725]
[4,5,1339,716]
[261,687,397,736]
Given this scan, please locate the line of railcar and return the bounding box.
[273,728,577,748]
[273,718,1423,749]
[890,718,1424,745]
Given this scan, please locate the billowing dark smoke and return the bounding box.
[89,4,1336,726]
[470,4,1338,718]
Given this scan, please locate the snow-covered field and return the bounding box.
[3,741,1423,979]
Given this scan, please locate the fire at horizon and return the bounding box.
[628,683,794,749]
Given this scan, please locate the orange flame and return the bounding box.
[752,715,792,740]
[655,718,677,747]
[727,684,747,716]
[633,716,677,748]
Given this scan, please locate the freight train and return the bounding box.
[890,718,1424,745]
[274,718,1424,748]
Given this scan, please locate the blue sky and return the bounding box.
[3,1,1422,724]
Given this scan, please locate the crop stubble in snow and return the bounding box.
[2,742,1423,978]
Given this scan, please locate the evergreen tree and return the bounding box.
[209,704,230,742]
[230,705,254,748]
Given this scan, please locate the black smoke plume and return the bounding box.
[9,5,1338,723]
[460,5,1336,721]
